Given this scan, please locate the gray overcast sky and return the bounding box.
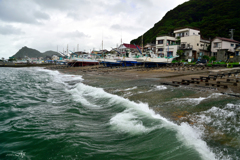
[0,0,188,58]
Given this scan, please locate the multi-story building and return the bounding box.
[174,27,200,38]
[155,36,179,57]
[174,27,210,60]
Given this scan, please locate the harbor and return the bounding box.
[1,0,240,159]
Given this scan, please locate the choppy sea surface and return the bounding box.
[0,67,239,160]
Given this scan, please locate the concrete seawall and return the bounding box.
[0,62,57,67]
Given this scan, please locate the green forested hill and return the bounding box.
[12,46,61,59]
[131,0,240,45]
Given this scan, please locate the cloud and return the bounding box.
[0,0,189,59]
[0,0,50,24]
[0,25,24,35]
[110,24,144,33]
[60,30,90,39]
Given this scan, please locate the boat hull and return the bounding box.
[120,61,144,67]
[68,61,99,67]
[100,61,122,67]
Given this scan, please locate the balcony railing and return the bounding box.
[178,45,193,50]
[168,43,180,46]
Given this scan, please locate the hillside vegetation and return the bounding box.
[131,0,240,45]
[12,46,61,58]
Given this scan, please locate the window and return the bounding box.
[214,43,219,48]
[158,40,163,44]
[213,52,217,56]
[186,32,188,36]
[231,44,235,47]
[167,40,170,46]
[197,43,199,46]
[167,51,173,57]
[158,53,164,57]
[236,51,239,56]
[158,48,164,51]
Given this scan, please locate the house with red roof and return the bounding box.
[118,43,142,53]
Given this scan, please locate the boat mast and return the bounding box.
[67,44,68,58]
[121,32,124,58]
[102,32,105,63]
[141,35,143,55]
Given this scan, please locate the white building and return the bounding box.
[52,55,59,60]
[155,36,179,57]
[211,37,240,56]
[174,27,200,38]
[174,27,210,60]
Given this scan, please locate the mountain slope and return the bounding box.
[131,0,240,45]
[12,47,61,58]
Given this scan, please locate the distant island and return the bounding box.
[131,0,240,45]
[12,46,61,59]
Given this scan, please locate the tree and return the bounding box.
[177,50,185,60]
[210,56,216,62]
[203,55,210,60]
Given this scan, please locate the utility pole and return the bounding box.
[229,29,235,39]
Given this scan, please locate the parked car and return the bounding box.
[196,59,207,64]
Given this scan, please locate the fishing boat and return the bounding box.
[68,59,99,67]
[68,51,99,67]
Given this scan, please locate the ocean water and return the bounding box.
[0,67,239,160]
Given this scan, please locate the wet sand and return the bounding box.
[52,65,240,95]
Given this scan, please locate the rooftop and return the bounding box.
[174,27,200,31]
[214,37,240,43]
[122,43,141,49]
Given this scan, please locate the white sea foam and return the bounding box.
[122,92,134,98]
[193,103,240,134]
[175,97,207,105]
[110,109,157,135]
[113,86,137,93]
[34,67,83,84]
[170,93,223,106]
[70,83,217,159]
[146,85,167,92]
[155,85,167,90]
[135,85,167,94]
[124,86,137,91]
[41,68,217,160]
